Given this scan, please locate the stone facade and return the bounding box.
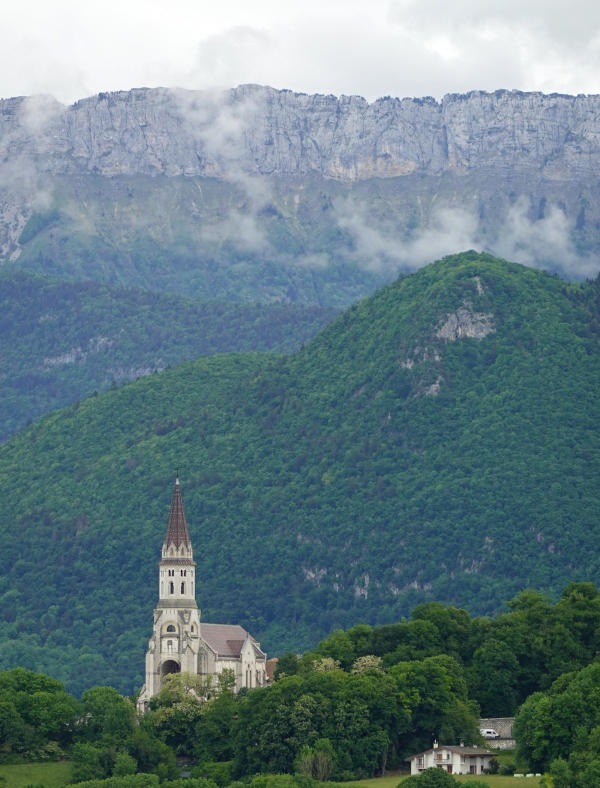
[479,716,516,750]
[137,477,267,712]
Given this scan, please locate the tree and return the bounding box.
[314,630,355,669]
[274,652,300,679]
[193,686,238,762]
[129,724,178,780]
[467,638,519,715]
[411,604,473,662]
[351,655,383,674]
[70,742,105,782]
[546,757,572,788]
[80,686,135,743]
[391,656,479,756]
[0,668,79,757]
[515,662,600,772]
[114,752,138,776]
[401,767,460,786]
[148,672,215,751]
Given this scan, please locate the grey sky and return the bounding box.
[2,0,600,104]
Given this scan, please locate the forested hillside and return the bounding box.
[3,584,600,782]
[0,267,336,439]
[0,252,599,694]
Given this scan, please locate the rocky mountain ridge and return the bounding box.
[2,85,600,180]
[2,85,600,304]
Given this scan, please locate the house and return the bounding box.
[406,741,497,776]
[136,476,267,713]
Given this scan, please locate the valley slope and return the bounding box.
[0,252,598,695]
[0,268,336,440]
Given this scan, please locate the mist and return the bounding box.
[331,195,597,280]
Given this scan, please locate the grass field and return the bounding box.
[0,761,73,788]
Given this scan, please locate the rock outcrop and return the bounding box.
[1,85,599,180]
[2,85,600,304]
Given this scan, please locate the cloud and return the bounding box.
[174,86,271,182]
[174,87,275,256]
[3,0,600,104]
[390,0,600,46]
[200,210,269,254]
[19,94,63,135]
[0,154,54,213]
[294,253,330,269]
[188,27,274,92]
[491,196,597,278]
[334,197,480,272]
[388,0,600,96]
[332,194,597,278]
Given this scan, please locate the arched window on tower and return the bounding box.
[169,582,174,594]
[181,582,185,594]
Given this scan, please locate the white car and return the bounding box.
[480,728,500,738]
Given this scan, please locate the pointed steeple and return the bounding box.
[164,475,191,549]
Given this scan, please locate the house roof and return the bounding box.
[164,476,191,549]
[266,657,278,682]
[200,623,266,658]
[406,745,497,760]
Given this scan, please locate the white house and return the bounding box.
[137,476,267,712]
[406,741,497,776]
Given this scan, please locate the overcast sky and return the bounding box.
[2,0,600,104]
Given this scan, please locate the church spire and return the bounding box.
[164,475,192,549]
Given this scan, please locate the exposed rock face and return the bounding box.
[2,86,600,180]
[436,304,495,341]
[2,85,600,304]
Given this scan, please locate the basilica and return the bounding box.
[137,476,267,712]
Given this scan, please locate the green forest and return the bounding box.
[0,252,599,694]
[0,266,336,439]
[3,585,600,788]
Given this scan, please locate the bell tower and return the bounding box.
[137,476,201,710]
[159,475,197,606]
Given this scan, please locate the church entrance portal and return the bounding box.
[160,659,181,685]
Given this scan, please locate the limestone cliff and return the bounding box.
[2,85,599,180]
[1,85,599,305]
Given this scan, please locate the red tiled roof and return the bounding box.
[164,476,191,548]
[266,657,278,682]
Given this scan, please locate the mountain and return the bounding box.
[1,87,599,306]
[0,268,336,440]
[0,252,598,695]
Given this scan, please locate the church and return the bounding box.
[137,476,268,712]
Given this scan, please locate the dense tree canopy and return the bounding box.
[1,253,600,693]
[3,583,600,782]
[516,661,600,774]
[0,266,336,439]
